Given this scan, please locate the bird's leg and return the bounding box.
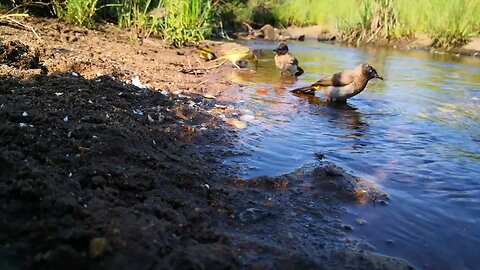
[233,62,242,69]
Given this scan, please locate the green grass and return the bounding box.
[52,0,102,27]
[271,0,357,27]
[10,0,480,49]
[268,0,480,49]
[117,0,163,40]
[160,0,212,47]
[50,0,213,46]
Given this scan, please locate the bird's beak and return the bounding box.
[376,74,384,80]
[273,49,278,52]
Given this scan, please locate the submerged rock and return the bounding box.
[333,250,414,270]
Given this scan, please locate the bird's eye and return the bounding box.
[369,69,373,73]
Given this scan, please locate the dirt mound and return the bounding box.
[0,40,40,69]
[0,73,238,269]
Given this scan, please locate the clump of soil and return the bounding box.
[0,40,40,69]
[0,73,240,269]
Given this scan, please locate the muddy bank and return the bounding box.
[1,18,414,269]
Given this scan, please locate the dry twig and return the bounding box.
[0,13,41,40]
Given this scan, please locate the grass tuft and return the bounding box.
[52,0,102,27]
[160,0,212,47]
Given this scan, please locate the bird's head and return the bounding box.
[273,42,289,55]
[361,63,383,80]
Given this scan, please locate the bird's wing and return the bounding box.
[217,48,253,62]
[290,56,298,66]
[313,71,354,87]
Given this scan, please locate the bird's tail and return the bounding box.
[291,84,316,95]
[295,67,304,77]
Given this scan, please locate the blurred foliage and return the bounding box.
[2,0,479,49]
[273,0,480,49]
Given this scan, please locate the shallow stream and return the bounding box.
[225,40,480,269]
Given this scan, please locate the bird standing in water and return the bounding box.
[215,47,258,69]
[291,63,383,102]
[273,42,304,77]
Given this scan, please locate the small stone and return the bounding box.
[239,114,255,122]
[314,152,325,160]
[203,94,216,99]
[147,114,154,122]
[377,199,388,206]
[238,208,272,223]
[223,118,247,129]
[214,104,227,109]
[22,111,28,117]
[132,109,144,116]
[325,164,343,176]
[386,239,394,245]
[89,237,107,259]
[356,219,367,225]
[343,224,354,231]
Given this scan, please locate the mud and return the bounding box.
[0,40,41,69]
[1,17,414,269]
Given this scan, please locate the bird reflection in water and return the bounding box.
[293,93,368,145]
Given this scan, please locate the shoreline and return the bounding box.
[245,24,480,57]
[0,17,415,269]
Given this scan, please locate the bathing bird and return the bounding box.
[214,47,258,69]
[291,63,383,102]
[273,42,304,77]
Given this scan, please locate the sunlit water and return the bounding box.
[225,40,480,269]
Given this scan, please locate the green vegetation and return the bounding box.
[116,0,163,40]
[52,0,103,27]
[3,0,479,49]
[271,0,480,49]
[161,0,212,47]
[50,0,212,46]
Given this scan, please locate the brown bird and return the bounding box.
[291,63,383,102]
[273,42,304,77]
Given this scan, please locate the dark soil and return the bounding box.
[0,18,414,269]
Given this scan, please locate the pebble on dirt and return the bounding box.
[89,237,108,259]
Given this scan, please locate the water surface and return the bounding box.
[225,40,480,269]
